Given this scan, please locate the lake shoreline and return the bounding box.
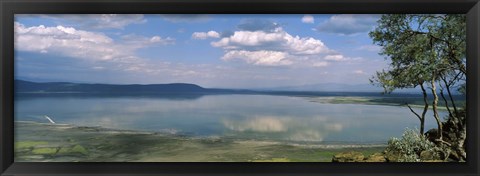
[15,121,386,162]
[302,96,453,111]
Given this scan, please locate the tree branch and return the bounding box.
[406,103,422,122]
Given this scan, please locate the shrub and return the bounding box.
[386,128,446,162]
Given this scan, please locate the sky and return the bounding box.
[14,14,389,89]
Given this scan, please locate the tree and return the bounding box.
[369,14,436,135]
[369,14,466,161]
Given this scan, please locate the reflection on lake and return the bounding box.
[15,94,444,144]
[222,115,343,142]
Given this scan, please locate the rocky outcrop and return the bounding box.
[333,150,446,162]
[425,109,467,162]
[332,151,365,162]
[364,152,387,162]
[419,150,435,160]
[384,150,401,162]
[332,152,386,162]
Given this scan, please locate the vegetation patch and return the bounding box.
[31,147,58,155]
[57,145,89,155]
[15,141,49,149]
[252,158,291,162]
[385,128,447,162]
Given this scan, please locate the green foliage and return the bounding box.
[369,14,466,94]
[15,141,48,149]
[71,145,88,155]
[31,147,58,155]
[386,128,444,162]
[57,145,89,155]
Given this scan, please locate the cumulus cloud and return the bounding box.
[221,50,293,66]
[212,28,331,55]
[316,14,380,35]
[191,31,220,40]
[301,15,315,23]
[14,22,173,72]
[211,22,350,67]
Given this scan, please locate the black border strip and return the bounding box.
[1,0,480,175]
[0,0,477,14]
[1,0,15,174]
[467,2,480,174]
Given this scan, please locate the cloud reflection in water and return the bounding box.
[222,115,343,142]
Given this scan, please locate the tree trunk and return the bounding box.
[431,78,443,140]
[441,76,458,116]
[406,104,423,135]
[456,125,467,161]
[419,83,429,134]
[440,88,453,118]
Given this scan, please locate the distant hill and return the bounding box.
[17,80,456,98]
[15,80,208,93]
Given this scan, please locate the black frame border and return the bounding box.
[1,0,479,175]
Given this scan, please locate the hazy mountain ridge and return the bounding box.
[16,80,447,97]
[15,80,208,93]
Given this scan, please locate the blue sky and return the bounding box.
[14,14,388,88]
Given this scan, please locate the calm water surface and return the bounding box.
[15,94,444,144]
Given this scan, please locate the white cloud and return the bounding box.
[221,50,293,66]
[122,34,175,46]
[324,54,347,61]
[212,30,283,47]
[14,22,173,73]
[209,25,363,68]
[212,28,331,55]
[302,15,315,23]
[15,23,113,58]
[316,14,380,35]
[191,31,220,40]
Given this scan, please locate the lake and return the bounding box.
[15,94,444,145]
